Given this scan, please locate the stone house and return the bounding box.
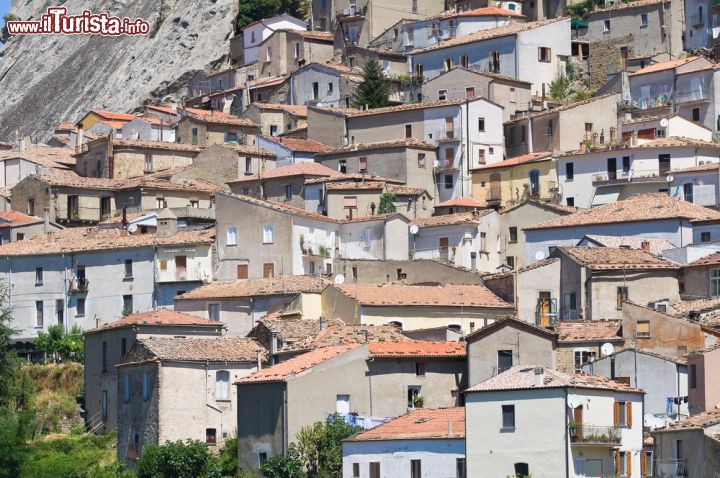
[174,275,328,337]
[472,152,558,207]
[255,30,334,79]
[0,211,62,244]
[287,62,363,108]
[523,193,720,265]
[241,103,308,137]
[171,143,277,189]
[686,345,720,415]
[315,139,438,200]
[77,110,136,132]
[235,341,466,469]
[83,310,223,434]
[247,75,290,104]
[586,0,684,89]
[322,181,432,220]
[330,257,487,286]
[409,18,571,95]
[320,281,513,332]
[0,226,214,342]
[504,93,620,158]
[465,317,557,387]
[176,110,260,148]
[74,137,201,180]
[553,246,680,322]
[651,409,720,478]
[257,136,331,167]
[341,407,466,478]
[116,336,265,464]
[240,14,308,67]
[619,114,712,146]
[465,366,645,478]
[421,67,532,122]
[121,117,175,143]
[142,105,181,125]
[0,145,76,187]
[555,320,625,374]
[410,210,503,273]
[226,162,343,209]
[682,251,720,298]
[213,192,410,280]
[582,348,688,421]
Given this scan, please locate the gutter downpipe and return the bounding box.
[205,361,224,441]
[564,386,570,478]
[282,383,288,455]
[367,355,374,416]
[464,97,470,198]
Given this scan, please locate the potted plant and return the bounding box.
[412,395,424,408]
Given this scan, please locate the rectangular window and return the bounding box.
[121,338,127,357]
[411,460,421,478]
[144,154,153,172]
[124,259,133,278]
[101,390,108,420]
[35,267,43,285]
[312,82,319,100]
[622,156,631,174]
[566,197,575,207]
[465,86,475,98]
[478,117,485,132]
[369,462,380,478]
[641,13,648,27]
[615,401,632,427]
[206,428,217,445]
[604,19,611,32]
[405,124,412,138]
[538,47,551,62]
[693,107,700,122]
[123,295,133,315]
[490,51,500,73]
[659,154,671,175]
[702,232,711,242]
[102,341,108,373]
[142,371,149,401]
[415,362,425,376]
[208,303,220,321]
[407,386,421,408]
[35,301,43,328]
[123,374,130,403]
[56,299,64,326]
[502,404,515,429]
[339,160,347,173]
[226,226,238,246]
[101,197,112,219]
[478,149,485,165]
[617,286,628,309]
[438,89,448,101]
[359,157,367,172]
[689,364,697,388]
[352,463,360,477]
[444,174,453,190]
[191,127,199,145]
[418,153,426,168]
[411,0,417,13]
[565,162,574,180]
[77,298,85,317]
[636,320,650,338]
[294,42,300,59]
[574,349,596,372]
[263,263,275,278]
[460,54,469,68]
[684,183,694,203]
[263,225,274,244]
[216,370,230,400]
[456,458,467,478]
[498,350,513,373]
[27,198,35,216]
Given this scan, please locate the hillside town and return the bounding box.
[4,0,720,476]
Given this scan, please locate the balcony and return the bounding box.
[70,277,89,293]
[435,158,458,171]
[655,459,688,477]
[592,172,667,186]
[327,413,389,430]
[431,128,462,144]
[619,95,672,112]
[675,88,711,104]
[568,424,622,446]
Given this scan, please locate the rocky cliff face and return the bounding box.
[0,0,237,141]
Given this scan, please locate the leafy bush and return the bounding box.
[136,439,221,478]
[35,325,84,363]
[260,446,305,478]
[295,415,361,477]
[218,436,240,477]
[377,192,397,214]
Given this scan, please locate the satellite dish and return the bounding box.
[567,394,582,409]
[409,224,419,235]
[659,117,669,128]
[127,223,138,234]
[601,342,615,357]
[666,174,674,183]
[535,250,546,261]
[334,274,345,285]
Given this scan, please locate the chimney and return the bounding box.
[447,420,453,437]
[18,138,26,152]
[77,123,84,149]
[362,329,369,342]
[256,350,263,370]
[43,207,50,233]
[121,207,128,229]
[534,366,544,387]
[270,331,278,355]
[641,241,651,253]
[319,316,327,331]
[95,316,100,329]
[609,127,617,143]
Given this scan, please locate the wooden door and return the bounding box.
[237,264,248,279]
[572,406,583,439]
[538,292,552,326]
[263,263,274,278]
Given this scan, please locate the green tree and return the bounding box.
[136,439,221,478]
[352,59,390,110]
[295,415,361,477]
[218,436,240,477]
[260,446,305,478]
[377,192,397,214]
[235,0,309,31]
[548,75,572,103]
[35,325,84,363]
[1,14,19,43]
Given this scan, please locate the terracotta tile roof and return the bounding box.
[555,320,623,342]
[317,97,486,118]
[412,17,566,54]
[582,235,675,254]
[368,341,466,358]
[500,198,579,215]
[474,151,552,170]
[184,111,258,128]
[325,181,386,191]
[279,125,308,137]
[466,316,558,343]
[255,316,342,352]
[110,138,203,153]
[272,137,331,153]
[632,136,720,149]
[315,139,437,156]
[0,211,43,229]
[411,210,493,228]
[305,173,405,185]
[227,162,343,183]
[333,282,512,308]
[655,408,720,431]
[525,194,720,230]
[254,103,309,117]
[386,184,428,196]
[237,345,359,383]
[434,197,488,208]
[122,336,266,364]
[87,309,219,333]
[621,113,679,125]
[55,122,76,131]
[559,246,679,270]
[176,275,329,300]
[685,251,720,267]
[28,173,223,194]
[348,407,465,441]
[289,30,334,41]
[225,144,275,157]
[465,365,643,393]
[670,297,720,316]
[90,110,137,122]
[672,163,719,174]
[591,0,664,13]
[629,56,701,76]
[0,145,76,169]
[145,105,180,115]
[519,257,560,273]
[313,324,411,349]
[247,75,289,90]
[0,227,214,256]
[434,6,526,19]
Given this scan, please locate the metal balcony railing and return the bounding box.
[568,424,622,445]
[654,459,688,477]
[675,88,711,103]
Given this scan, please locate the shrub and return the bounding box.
[136,439,221,478]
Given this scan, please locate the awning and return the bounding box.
[590,186,621,208]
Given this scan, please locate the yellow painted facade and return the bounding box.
[471,158,558,206]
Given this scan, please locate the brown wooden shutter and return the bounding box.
[626,452,632,476]
[614,401,620,426]
[641,451,647,476]
[615,453,620,475]
[626,402,633,427]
